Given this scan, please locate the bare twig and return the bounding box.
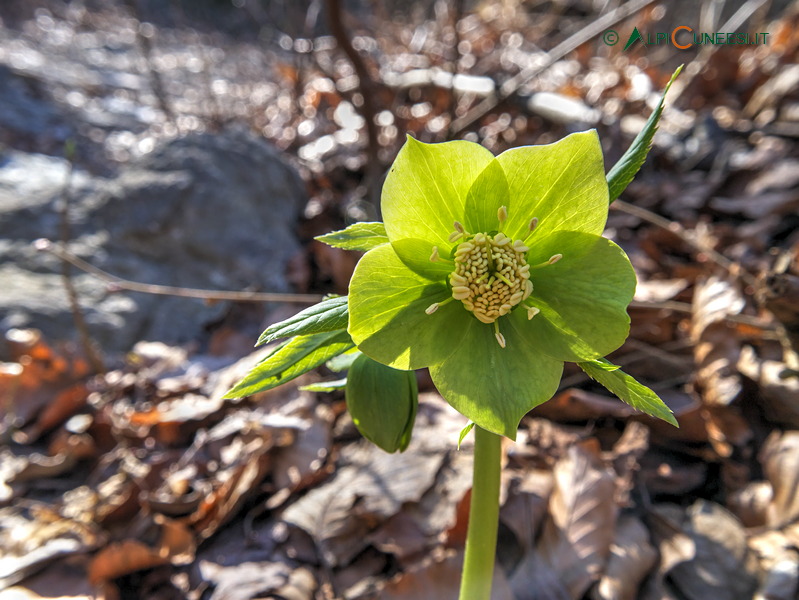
[326,0,382,206]
[612,199,758,287]
[57,144,106,374]
[36,240,324,304]
[450,0,659,135]
[124,0,175,124]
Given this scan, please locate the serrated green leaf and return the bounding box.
[224,330,354,398]
[315,222,389,251]
[257,296,349,346]
[584,357,621,372]
[346,355,418,453]
[578,359,678,426]
[300,378,348,392]
[606,65,682,203]
[458,422,475,450]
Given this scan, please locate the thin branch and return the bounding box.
[450,0,659,135]
[36,239,324,304]
[612,199,758,287]
[57,144,106,374]
[326,0,382,206]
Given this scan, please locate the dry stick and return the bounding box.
[612,199,758,288]
[450,0,659,135]
[124,0,176,124]
[36,240,324,304]
[57,148,106,374]
[326,0,382,206]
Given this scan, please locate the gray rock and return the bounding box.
[0,130,304,353]
[0,65,74,146]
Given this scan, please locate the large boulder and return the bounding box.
[0,130,304,353]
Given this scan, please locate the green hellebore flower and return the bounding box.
[348,131,636,439]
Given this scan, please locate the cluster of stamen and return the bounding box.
[425,207,561,348]
[450,233,532,325]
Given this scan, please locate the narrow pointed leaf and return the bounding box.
[257,296,349,346]
[300,378,348,392]
[458,422,475,449]
[326,348,362,372]
[315,222,389,251]
[224,330,354,398]
[578,359,678,426]
[606,65,682,203]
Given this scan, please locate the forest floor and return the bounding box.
[2,1,799,599]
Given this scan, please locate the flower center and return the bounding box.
[425,208,561,348]
[449,232,532,324]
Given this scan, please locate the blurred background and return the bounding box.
[1,1,799,599]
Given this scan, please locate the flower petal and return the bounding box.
[392,237,454,281]
[348,243,469,370]
[382,136,495,248]
[497,130,608,241]
[463,158,509,235]
[429,321,563,439]
[509,231,636,362]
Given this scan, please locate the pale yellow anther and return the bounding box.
[526,306,540,320]
[548,253,563,265]
[493,322,506,348]
[425,303,439,315]
[452,286,471,300]
[528,217,539,232]
[523,280,533,300]
[498,205,508,224]
[449,231,532,330]
[494,233,510,246]
[448,231,463,243]
[453,221,465,234]
[513,240,529,253]
[430,246,440,262]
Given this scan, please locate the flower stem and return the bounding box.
[459,426,502,600]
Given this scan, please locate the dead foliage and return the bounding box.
[2,0,799,599]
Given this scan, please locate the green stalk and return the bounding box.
[459,426,502,600]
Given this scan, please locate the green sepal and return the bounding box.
[345,354,418,453]
[315,222,389,251]
[578,358,678,426]
[300,378,348,392]
[606,65,682,203]
[257,296,349,347]
[224,330,355,398]
[458,422,475,450]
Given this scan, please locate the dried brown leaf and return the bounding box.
[609,421,650,506]
[727,480,773,528]
[591,514,657,600]
[656,501,758,600]
[738,346,799,428]
[87,516,194,585]
[499,469,553,550]
[760,430,799,527]
[282,440,444,567]
[0,505,101,588]
[534,441,618,599]
[198,560,297,600]
[691,276,745,407]
[381,552,514,600]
